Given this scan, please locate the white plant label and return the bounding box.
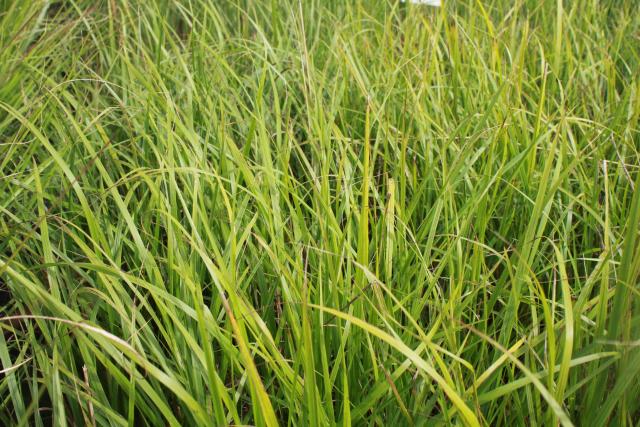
[404,0,441,6]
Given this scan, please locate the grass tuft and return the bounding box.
[1,0,639,425]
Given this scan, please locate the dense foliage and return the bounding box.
[1,0,639,425]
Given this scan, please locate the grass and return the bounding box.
[1,0,639,425]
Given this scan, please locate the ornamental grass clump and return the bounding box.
[0,0,639,425]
